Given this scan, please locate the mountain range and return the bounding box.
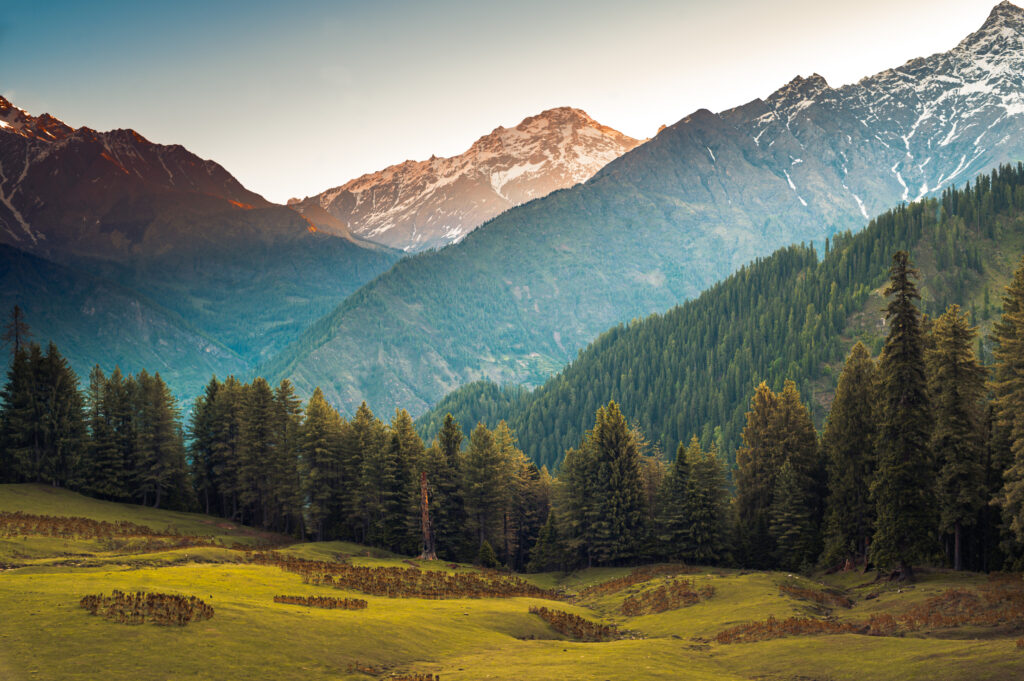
[0,96,400,395]
[289,107,642,252]
[265,1,1024,418]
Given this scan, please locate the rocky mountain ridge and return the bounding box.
[291,107,642,252]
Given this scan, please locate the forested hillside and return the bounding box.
[417,165,1024,470]
[267,6,1024,418]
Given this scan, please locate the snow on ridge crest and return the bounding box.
[298,108,643,252]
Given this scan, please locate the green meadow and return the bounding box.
[1,484,1020,681]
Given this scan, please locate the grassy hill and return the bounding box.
[1,484,1022,680]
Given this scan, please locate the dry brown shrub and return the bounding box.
[529,606,620,642]
[79,591,214,626]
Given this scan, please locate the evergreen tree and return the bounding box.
[870,251,934,579]
[462,422,508,550]
[527,510,565,572]
[2,305,31,357]
[189,377,222,515]
[821,342,878,567]
[271,379,304,535]
[81,366,126,500]
[588,401,645,565]
[346,401,385,543]
[735,382,782,567]
[238,377,276,525]
[686,442,730,565]
[928,305,987,570]
[132,371,188,509]
[301,388,344,540]
[428,413,467,560]
[656,439,695,560]
[993,257,1024,546]
[1,344,42,482]
[770,459,817,572]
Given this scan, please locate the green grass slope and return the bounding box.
[1,484,1022,680]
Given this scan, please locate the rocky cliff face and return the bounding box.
[292,107,642,252]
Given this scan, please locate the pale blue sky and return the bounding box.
[0,0,1004,202]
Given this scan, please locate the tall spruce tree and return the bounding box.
[462,422,508,550]
[994,257,1024,547]
[271,380,304,535]
[870,251,934,579]
[427,413,467,560]
[928,305,987,570]
[656,439,695,560]
[770,459,817,572]
[301,388,344,540]
[588,401,645,565]
[821,342,879,567]
[686,442,730,565]
[735,382,783,567]
[133,371,188,509]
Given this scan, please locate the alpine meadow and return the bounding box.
[6,2,1024,680]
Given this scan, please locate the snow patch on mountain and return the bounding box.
[292,107,643,252]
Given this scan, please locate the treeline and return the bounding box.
[416,164,1024,470]
[3,248,1024,576]
[0,341,192,509]
[733,249,1024,577]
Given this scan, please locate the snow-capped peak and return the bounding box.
[293,108,643,252]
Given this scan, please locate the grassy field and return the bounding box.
[1,483,1022,680]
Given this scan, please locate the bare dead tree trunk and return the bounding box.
[418,471,437,560]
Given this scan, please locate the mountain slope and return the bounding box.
[416,163,1024,469]
[0,96,401,384]
[268,2,1024,417]
[0,243,246,395]
[290,107,642,252]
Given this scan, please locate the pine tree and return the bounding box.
[870,251,934,579]
[588,401,645,565]
[735,382,783,567]
[994,257,1024,546]
[346,402,385,543]
[687,443,730,565]
[928,305,987,570]
[429,413,467,560]
[238,377,276,525]
[82,366,125,500]
[2,305,31,357]
[301,388,344,540]
[656,439,695,560]
[271,379,304,535]
[132,371,188,509]
[527,510,565,572]
[821,342,878,567]
[770,459,817,572]
[189,377,222,515]
[0,345,40,482]
[462,422,508,550]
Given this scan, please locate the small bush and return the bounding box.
[79,591,214,626]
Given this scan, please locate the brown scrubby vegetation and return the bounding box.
[528,606,620,642]
[779,583,853,609]
[579,564,694,597]
[273,595,367,609]
[620,578,714,616]
[79,591,214,626]
[253,552,564,600]
[716,575,1024,644]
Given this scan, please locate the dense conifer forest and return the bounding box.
[418,164,1023,470]
[5,165,1024,578]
